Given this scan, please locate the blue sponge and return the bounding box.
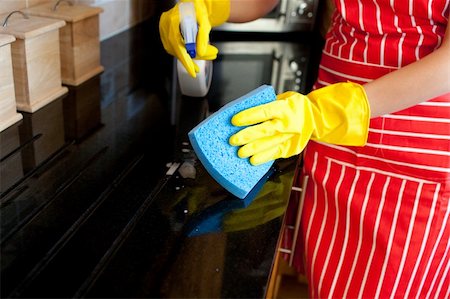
[188,85,276,199]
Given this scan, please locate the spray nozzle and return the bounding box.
[179,2,197,58]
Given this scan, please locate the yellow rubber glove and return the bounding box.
[229,82,371,165]
[159,0,230,77]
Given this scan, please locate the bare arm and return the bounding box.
[364,20,450,117]
[228,0,280,23]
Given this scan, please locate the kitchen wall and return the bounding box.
[0,0,158,40]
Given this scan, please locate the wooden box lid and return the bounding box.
[25,2,103,23]
[0,13,65,39]
[0,34,15,47]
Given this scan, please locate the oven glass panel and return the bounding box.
[206,54,273,111]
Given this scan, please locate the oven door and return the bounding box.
[206,41,311,110]
[214,0,318,33]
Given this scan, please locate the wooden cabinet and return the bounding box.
[0,34,22,132]
[0,12,68,113]
[26,2,104,86]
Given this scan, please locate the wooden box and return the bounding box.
[0,12,68,113]
[0,34,22,132]
[26,2,104,86]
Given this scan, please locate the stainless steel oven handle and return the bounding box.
[271,54,281,93]
[279,0,288,14]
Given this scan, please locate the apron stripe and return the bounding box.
[316,165,346,297]
[416,204,450,297]
[304,152,319,262]
[358,0,366,32]
[426,237,450,298]
[308,158,332,298]
[342,172,376,298]
[315,142,450,180]
[403,185,440,298]
[435,256,450,299]
[328,170,361,297]
[391,183,423,298]
[357,176,390,298]
[374,180,407,298]
[439,266,450,299]
[369,128,450,140]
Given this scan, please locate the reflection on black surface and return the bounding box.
[0,97,67,196]
[154,158,295,299]
[63,76,102,142]
[185,166,277,237]
[0,75,103,197]
[19,98,66,174]
[0,123,24,195]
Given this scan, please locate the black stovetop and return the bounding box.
[0,16,319,298]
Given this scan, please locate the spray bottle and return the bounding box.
[177,1,213,97]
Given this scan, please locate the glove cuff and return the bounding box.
[204,0,230,26]
[307,82,371,146]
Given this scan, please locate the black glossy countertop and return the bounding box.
[0,16,315,298]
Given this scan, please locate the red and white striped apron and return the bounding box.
[280,0,450,298]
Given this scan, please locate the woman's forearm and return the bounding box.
[364,21,450,118]
[228,0,279,23]
[225,0,449,119]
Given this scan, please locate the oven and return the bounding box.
[215,0,319,33]
[205,41,311,110]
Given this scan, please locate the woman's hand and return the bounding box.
[229,83,371,165]
[159,0,230,77]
